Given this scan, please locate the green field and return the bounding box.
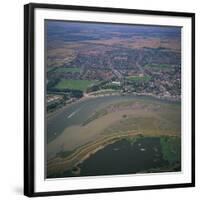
[55,67,81,73]
[90,89,118,96]
[160,136,181,166]
[55,80,97,91]
[126,75,151,82]
[144,63,171,69]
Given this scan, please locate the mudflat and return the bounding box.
[47,96,180,177]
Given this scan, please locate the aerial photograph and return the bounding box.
[45,20,181,178]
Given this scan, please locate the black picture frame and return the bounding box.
[24,3,195,197]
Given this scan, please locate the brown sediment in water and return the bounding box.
[47,97,180,177]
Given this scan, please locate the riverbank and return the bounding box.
[47,133,180,178]
[47,131,141,177]
[47,92,180,120]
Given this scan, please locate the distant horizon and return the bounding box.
[46,19,182,30]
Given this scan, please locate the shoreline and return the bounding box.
[47,92,181,120]
[47,132,179,177]
[47,131,140,176]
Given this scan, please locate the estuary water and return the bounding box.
[61,137,171,178]
[47,95,175,143]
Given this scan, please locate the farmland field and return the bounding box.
[54,79,97,91]
[55,67,81,73]
[126,75,151,82]
[144,63,171,69]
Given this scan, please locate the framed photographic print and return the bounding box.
[24,3,195,197]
